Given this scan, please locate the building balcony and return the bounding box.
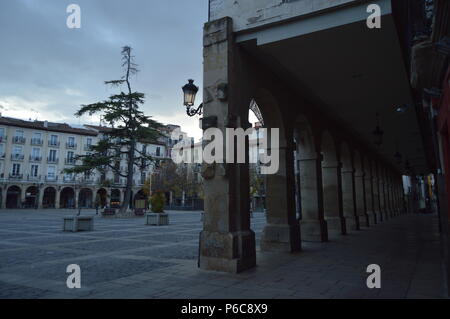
[63,176,76,183]
[48,140,60,147]
[65,158,76,165]
[29,155,42,162]
[66,142,77,149]
[113,176,122,185]
[12,136,26,144]
[0,153,5,159]
[80,177,95,184]
[45,176,58,182]
[0,135,7,143]
[9,174,23,180]
[11,154,25,161]
[84,144,93,151]
[27,175,41,182]
[47,157,59,164]
[30,138,43,146]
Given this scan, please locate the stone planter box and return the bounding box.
[101,208,116,216]
[146,213,169,226]
[63,216,94,232]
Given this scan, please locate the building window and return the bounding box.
[50,135,58,146]
[47,166,56,178]
[49,149,57,162]
[12,163,21,176]
[30,165,39,177]
[15,130,24,137]
[0,128,5,139]
[13,145,22,155]
[0,143,4,156]
[156,147,161,157]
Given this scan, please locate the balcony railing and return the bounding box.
[80,177,95,184]
[12,136,26,144]
[11,154,25,161]
[48,140,60,147]
[63,176,76,183]
[66,142,77,149]
[45,176,58,182]
[27,175,41,181]
[65,158,76,165]
[29,155,42,162]
[84,144,93,151]
[47,157,59,164]
[9,174,23,180]
[30,138,43,146]
[0,153,5,159]
[0,135,7,143]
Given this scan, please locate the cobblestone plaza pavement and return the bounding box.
[0,209,446,299]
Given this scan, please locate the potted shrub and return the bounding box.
[146,191,169,226]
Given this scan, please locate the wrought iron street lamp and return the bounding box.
[182,79,203,117]
[373,113,384,147]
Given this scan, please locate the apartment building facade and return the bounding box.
[0,116,167,209]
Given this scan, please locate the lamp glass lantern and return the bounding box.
[182,79,199,107]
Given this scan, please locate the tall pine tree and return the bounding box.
[66,46,163,216]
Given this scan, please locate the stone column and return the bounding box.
[199,17,256,273]
[261,143,301,252]
[355,168,369,227]
[20,186,26,208]
[364,162,377,225]
[55,188,61,209]
[75,189,80,209]
[1,187,7,209]
[379,169,388,220]
[322,160,346,236]
[299,153,328,242]
[341,166,359,231]
[38,187,44,209]
[372,164,382,222]
[386,173,394,218]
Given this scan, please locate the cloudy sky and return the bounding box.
[0,0,207,140]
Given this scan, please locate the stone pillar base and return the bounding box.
[358,213,370,227]
[261,223,301,252]
[199,230,256,273]
[344,215,359,231]
[376,210,383,222]
[367,210,378,225]
[300,219,328,242]
[325,216,346,236]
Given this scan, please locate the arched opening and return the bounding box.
[321,131,346,236]
[79,188,93,208]
[252,88,301,253]
[24,186,39,208]
[60,187,75,208]
[96,188,107,208]
[248,102,266,215]
[354,150,369,227]
[340,142,359,230]
[42,187,56,208]
[134,189,148,209]
[6,186,21,209]
[111,189,121,208]
[295,114,328,242]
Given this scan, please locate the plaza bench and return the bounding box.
[63,216,94,232]
[102,208,116,216]
[134,208,145,216]
[146,213,169,226]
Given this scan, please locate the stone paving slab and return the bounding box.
[0,209,447,299]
